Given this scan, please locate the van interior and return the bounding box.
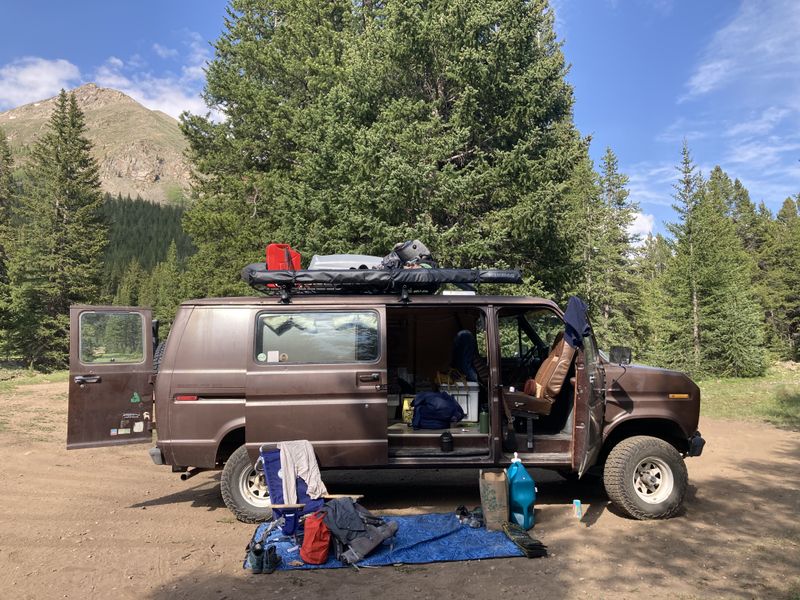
[385,305,575,462]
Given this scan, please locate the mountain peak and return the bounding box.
[0,85,189,203]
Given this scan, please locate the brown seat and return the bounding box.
[510,332,575,417]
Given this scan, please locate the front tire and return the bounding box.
[220,445,273,523]
[603,436,688,520]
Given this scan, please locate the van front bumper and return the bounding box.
[687,431,705,457]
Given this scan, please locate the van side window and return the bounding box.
[255,311,379,364]
[79,311,144,364]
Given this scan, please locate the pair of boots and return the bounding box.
[455,505,484,528]
[247,542,282,574]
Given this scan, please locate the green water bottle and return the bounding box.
[479,408,489,434]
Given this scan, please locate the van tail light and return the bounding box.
[175,394,199,402]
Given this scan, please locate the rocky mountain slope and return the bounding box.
[0,83,191,204]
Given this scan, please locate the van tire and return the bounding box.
[603,436,688,520]
[220,446,273,524]
[153,341,166,373]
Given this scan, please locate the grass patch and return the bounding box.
[698,362,800,430]
[0,365,69,393]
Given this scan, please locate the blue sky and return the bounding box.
[0,1,798,236]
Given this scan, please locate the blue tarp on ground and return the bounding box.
[245,512,524,570]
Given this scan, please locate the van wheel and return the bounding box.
[603,436,688,520]
[220,446,273,523]
[153,341,166,373]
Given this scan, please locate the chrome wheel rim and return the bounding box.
[238,465,271,508]
[633,457,674,504]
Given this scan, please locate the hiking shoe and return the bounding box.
[264,545,282,574]
[248,542,265,574]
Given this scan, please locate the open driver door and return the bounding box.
[67,305,154,449]
[566,298,606,477]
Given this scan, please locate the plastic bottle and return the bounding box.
[506,452,536,530]
[479,408,489,434]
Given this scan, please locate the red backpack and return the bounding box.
[300,512,331,564]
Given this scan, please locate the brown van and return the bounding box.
[67,293,704,522]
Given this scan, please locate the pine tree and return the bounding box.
[634,233,674,365]
[138,242,183,337]
[113,259,145,306]
[663,141,704,373]
[181,0,587,299]
[695,167,766,376]
[5,91,108,367]
[0,129,14,356]
[593,147,638,348]
[761,196,800,360]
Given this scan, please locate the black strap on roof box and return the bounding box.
[241,264,522,299]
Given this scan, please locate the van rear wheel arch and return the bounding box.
[215,426,246,467]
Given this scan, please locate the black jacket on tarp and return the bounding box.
[320,497,399,564]
[320,497,370,543]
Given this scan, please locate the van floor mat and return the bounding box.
[502,522,548,558]
[245,512,524,570]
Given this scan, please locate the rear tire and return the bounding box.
[153,341,166,373]
[220,445,273,523]
[603,436,688,520]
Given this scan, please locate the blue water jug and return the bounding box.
[506,452,536,530]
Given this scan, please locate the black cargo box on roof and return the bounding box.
[241,264,523,296]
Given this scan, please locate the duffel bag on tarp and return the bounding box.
[300,511,331,564]
[411,391,465,429]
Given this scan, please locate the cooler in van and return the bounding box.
[439,382,479,422]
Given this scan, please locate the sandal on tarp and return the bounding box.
[502,522,548,558]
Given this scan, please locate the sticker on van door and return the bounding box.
[130,392,141,403]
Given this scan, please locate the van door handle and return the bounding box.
[359,373,380,382]
[74,375,101,384]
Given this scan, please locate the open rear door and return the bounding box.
[67,305,154,449]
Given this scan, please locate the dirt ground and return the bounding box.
[0,382,798,600]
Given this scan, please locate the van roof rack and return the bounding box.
[241,264,523,301]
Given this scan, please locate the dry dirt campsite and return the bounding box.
[1,378,798,600]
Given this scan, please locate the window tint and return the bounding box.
[255,311,379,364]
[80,312,144,364]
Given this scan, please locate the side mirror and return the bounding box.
[609,346,632,365]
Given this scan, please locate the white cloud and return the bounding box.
[656,117,710,143]
[94,56,208,118]
[153,43,178,59]
[682,0,800,101]
[626,161,676,207]
[181,31,211,81]
[0,57,81,109]
[92,31,214,119]
[628,212,655,240]
[724,137,800,170]
[683,59,733,99]
[726,107,790,137]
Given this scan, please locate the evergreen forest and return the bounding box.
[0,0,798,376]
